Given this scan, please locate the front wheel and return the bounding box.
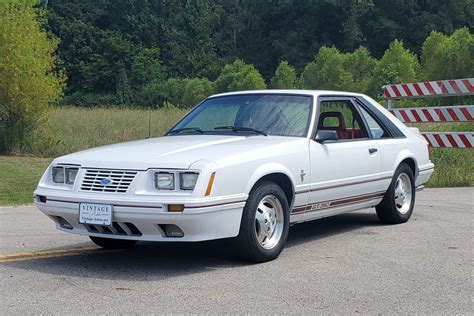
[90,236,138,249]
[376,163,415,224]
[236,180,290,262]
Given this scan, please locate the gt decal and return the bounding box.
[310,202,331,210]
[292,191,386,214]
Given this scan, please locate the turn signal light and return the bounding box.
[168,204,184,212]
[205,172,216,196]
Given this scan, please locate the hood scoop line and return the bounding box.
[154,136,246,159]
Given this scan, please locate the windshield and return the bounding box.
[168,94,313,137]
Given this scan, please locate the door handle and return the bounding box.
[368,148,378,154]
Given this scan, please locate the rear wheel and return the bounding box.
[376,163,415,224]
[236,180,289,262]
[89,236,138,249]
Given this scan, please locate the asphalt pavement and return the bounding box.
[0,188,472,314]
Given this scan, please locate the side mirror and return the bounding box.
[315,130,338,143]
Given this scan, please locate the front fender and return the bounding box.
[245,162,296,195]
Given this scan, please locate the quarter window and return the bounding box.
[358,105,389,139]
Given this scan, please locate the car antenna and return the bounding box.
[146,105,152,139]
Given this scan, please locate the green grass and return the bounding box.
[49,107,188,155]
[0,156,52,205]
[428,148,473,187]
[13,106,189,157]
[408,121,473,187]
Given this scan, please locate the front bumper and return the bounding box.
[34,189,247,242]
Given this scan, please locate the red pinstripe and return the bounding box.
[292,191,385,214]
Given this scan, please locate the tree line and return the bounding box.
[43,0,474,107]
[63,28,474,107]
[1,0,473,153]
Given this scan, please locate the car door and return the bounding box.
[305,96,383,219]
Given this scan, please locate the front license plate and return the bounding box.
[79,203,113,226]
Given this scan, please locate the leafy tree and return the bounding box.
[361,0,473,57]
[139,80,164,106]
[0,1,65,153]
[344,46,377,93]
[43,0,473,104]
[159,78,190,106]
[214,59,266,92]
[182,78,214,107]
[341,0,374,51]
[271,61,297,89]
[421,28,474,80]
[367,40,420,97]
[139,78,190,107]
[131,48,165,91]
[299,47,353,91]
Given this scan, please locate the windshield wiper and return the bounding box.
[169,127,204,135]
[214,125,267,136]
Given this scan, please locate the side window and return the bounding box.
[318,100,368,140]
[358,105,389,139]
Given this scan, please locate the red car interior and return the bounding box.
[318,111,364,140]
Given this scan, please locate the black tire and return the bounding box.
[89,236,138,249]
[376,163,416,224]
[236,180,290,262]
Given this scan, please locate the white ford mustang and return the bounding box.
[35,90,434,262]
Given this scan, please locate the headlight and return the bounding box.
[52,167,65,183]
[65,168,79,184]
[180,172,199,190]
[52,166,79,185]
[155,172,175,190]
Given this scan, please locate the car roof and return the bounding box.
[209,89,366,99]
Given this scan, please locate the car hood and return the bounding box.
[54,135,303,170]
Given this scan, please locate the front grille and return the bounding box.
[80,169,137,193]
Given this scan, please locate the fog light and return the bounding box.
[36,195,47,203]
[56,216,73,230]
[159,224,184,237]
[168,204,184,212]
